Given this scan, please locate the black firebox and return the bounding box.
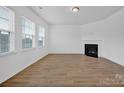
[85,44,98,58]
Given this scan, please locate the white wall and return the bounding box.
[49,25,83,53]
[49,8,124,66]
[0,6,49,83]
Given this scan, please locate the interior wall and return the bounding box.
[0,6,49,83]
[49,25,83,53]
[49,8,124,66]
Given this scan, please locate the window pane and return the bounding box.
[0,7,9,30]
[39,27,45,37]
[22,17,35,35]
[0,31,10,53]
[22,34,33,48]
[0,18,9,30]
[0,7,9,20]
[38,26,45,47]
[38,40,43,47]
[38,37,43,46]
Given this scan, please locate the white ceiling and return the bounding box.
[30,6,123,25]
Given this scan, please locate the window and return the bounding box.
[0,31,10,53]
[0,7,15,54]
[38,26,45,47]
[22,17,35,49]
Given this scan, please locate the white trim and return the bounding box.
[8,7,15,32]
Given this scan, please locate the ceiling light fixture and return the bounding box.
[38,6,43,10]
[72,7,80,12]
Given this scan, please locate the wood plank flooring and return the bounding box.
[1,54,124,87]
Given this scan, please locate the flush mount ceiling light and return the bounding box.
[38,6,43,10]
[72,7,80,12]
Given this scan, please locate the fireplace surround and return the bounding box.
[85,44,98,58]
[82,40,102,58]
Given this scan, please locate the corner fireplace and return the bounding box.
[85,44,98,58]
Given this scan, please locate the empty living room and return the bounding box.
[1,1,124,91]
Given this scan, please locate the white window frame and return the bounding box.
[38,26,45,47]
[0,6,15,55]
[21,16,35,49]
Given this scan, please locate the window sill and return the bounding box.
[21,47,36,52]
[38,46,45,49]
[0,51,17,57]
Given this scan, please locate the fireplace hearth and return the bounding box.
[85,44,98,58]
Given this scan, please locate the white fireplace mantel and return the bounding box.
[82,40,103,57]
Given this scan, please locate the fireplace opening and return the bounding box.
[85,44,98,58]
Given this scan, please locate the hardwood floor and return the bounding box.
[1,54,124,87]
